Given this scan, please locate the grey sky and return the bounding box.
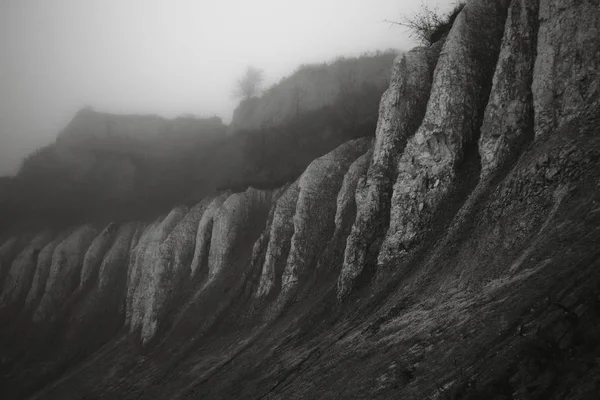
[0,0,456,176]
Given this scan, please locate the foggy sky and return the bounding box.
[0,0,456,176]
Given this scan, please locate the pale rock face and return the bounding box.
[24,232,70,309]
[189,193,229,277]
[124,221,154,326]
[207,188,272,283]
[533,0,600,137]
[479,0,539,177]
[340,46,441,298]
[378,0,509,266]
[247,186,289,297]
[125,219,161,327]
[98,223,138,290]
[316,149,371,283]
[79,223,119,289]
[128,207,187,340]
[1,231,54,307]
[281,138,371,290]
[136,202,207,343]
[256,182,300,298]
[33,225,99,322]
[333,150,372,247]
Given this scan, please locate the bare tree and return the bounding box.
[386,1,465,46]
[233,66,265,100]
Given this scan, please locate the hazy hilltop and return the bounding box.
[229,50,397,134]
[0,51,396,232]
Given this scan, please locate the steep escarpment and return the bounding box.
[339,44,442,299]
[1,1,599,399]
[377,0,510,268]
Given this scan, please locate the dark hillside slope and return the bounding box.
[0,0,599,399]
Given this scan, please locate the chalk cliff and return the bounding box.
[1,1,599,399]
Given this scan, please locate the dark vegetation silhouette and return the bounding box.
[386,1,466,46]
[233,66,265,100]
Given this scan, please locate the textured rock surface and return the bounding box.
[208,188,272,283]
[33,225,98,322]
[24,232,70,309]
[189,193,229,277]
[79,223,119,289]
[97,223,138,290]
[125,219,160,327]
[256,182,300,298]
[281,138,371,290]
[340,46,441,298]
[128,207,187,341]
[378,0,510,266]
[135,203,207,342]
[533,0,600,137]
[479,0,539,177]
[0,232,53,308]
[318,149,371,275]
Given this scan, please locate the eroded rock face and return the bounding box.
[340,46,441,299]
[207,188,273,283]
[1,232,54,308]
[533,0,600,137]
[24,232,70,309]
[281,138,371,291]
[98,223,138,290]
[256,182,300,298]
[135,203,207,343]
[125,219,160,327]
[479,0,539,178]
[189,193,229,278]
[318,149,371,278]
[378,0,510,266]
[128,207,187,341]
[33,225,99,323]
[333,151,372,250]
[79,223,119,289]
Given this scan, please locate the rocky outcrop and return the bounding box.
[533,0,600,137]
[97,223,138,290]
[0,232,54,308]
[339,45,441,298]
[377,0,510,266]
[33,225,99,323]
[189,194,229,278]
[281,138,371,291]
[79,223,119,289]
[256,182,300,298]
[479,0,539,177]
[132,203,207,343]
[207,189,273,283]
[318,149,371,274]
[128,208,187,341]
[24,232,70,309]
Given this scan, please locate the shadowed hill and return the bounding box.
[0,53,396,234]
